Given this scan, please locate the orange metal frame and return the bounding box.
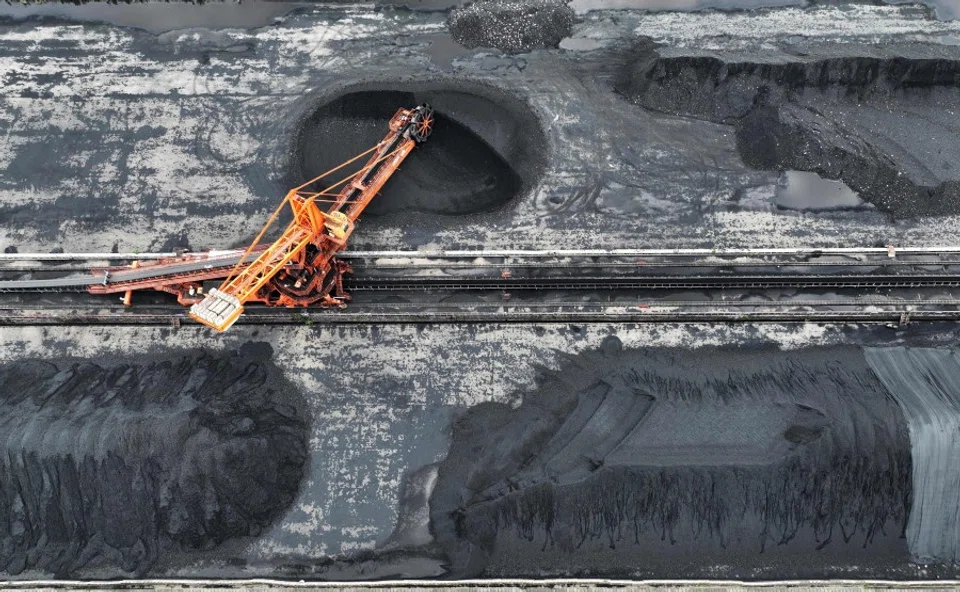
[86,249,266,305]
[183,105,432,331]
[88,105,433,332]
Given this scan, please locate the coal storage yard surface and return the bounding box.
[6,0,960,583]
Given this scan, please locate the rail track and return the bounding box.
[5,274,960,295]
[2,249,960,325]
[345,275,960,291]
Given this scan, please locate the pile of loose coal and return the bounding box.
[294,83,546,217]
[447,0,575,54]
[430,338,913,578]
[0,344,308,577]
[617,42,960,217]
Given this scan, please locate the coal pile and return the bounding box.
[448,0,575,54]
[617,42,960,217]
[0,345,308,577]
[430,338,913,578]
[295,83,545,217]
[866,347,960,565]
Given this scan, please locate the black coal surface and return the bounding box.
[0,344,308,577]
[617,42,960,217]
[430,338,912,578]
[448,0,575,54]
[295,83,546,216]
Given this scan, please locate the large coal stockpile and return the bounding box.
[295,83,546,216]
[617,43,960,217]
[430,338,913,578]
[447,0,575,54]
[0,344,308,577]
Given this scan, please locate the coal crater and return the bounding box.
[0,345,308,577]
[617,42,960,217]
[294,85,546,217]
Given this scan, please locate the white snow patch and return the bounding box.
[634,5,960,48]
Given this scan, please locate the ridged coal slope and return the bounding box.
[617,42,960,217]
[431,338,912,578]
[295,83,546,217]
[0,344,308,577]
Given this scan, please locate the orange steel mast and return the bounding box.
[189,104,434,332]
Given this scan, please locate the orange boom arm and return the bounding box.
[189,104,434,332]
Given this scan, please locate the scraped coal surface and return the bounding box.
[867,347,960,565]
[295,85,546,216]
[617,42,960,217]
[0,345,308,577]
[430,338,912,578]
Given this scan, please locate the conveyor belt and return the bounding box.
[106,253,251,282]
[0,252,252,293]
[0,276,100,290]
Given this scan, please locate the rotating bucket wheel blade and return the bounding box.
[412,106,434,142]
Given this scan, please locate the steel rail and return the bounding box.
[4,259,960,277]
[1,297,959,312]
[0,249,958,289]
[5,273,960,294]
[0,292,955,326]
[251,298,960,309]
[336,247,960,257]
[0,576,957,590]
[345,274,960,291]
[0,307,954,326]
[2,577,960,590]
[3,246,960,263]
[0,252,179,261]
[7,260,960,274]
[345,260,960,270]
[18,299,960,311]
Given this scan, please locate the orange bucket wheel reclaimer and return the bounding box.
[189,103,435,332]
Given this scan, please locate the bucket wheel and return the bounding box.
[409,104,434,143]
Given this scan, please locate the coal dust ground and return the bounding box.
[0,343,308,577]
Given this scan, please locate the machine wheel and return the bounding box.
[409,104,434,143]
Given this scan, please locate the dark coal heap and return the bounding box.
[295,83,546,217]
[430,339,912,578]
[0,345,308,577]
[447,0,575,54]
[618,42,960,217]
